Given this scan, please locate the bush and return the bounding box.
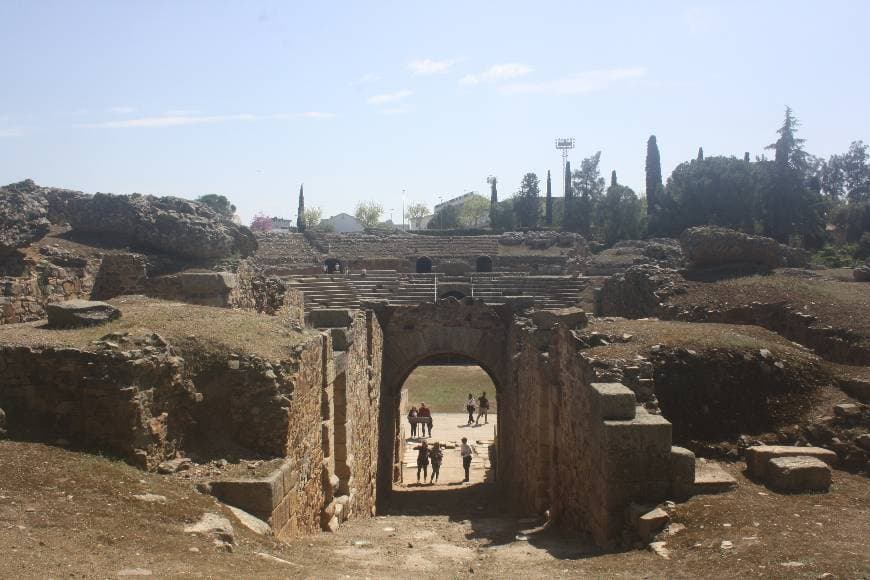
[811,244,859,268]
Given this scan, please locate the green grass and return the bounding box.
[403,365,496,414]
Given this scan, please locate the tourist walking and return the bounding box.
[476,391,490,425]
[460,437,474,482]
[464,394,476,425]
[414,440,430,484]
[429,442,443,484]
[407,405,419,438]
[418,402,433,437]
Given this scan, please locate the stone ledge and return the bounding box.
[590,382,637,420]
[745,445,837,479]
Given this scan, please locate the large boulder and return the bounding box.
[0,180,51,255]
[65,193,257,259]
[680,226,809,270]
[600,264,687,318]
[46,299,121,328]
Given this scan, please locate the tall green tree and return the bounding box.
[566,152,605,237]
[611,170,617,187]
[487,176,499,227]
[303,206,322,229]
[296,184,305,232]
[195,194,236,217]
[427,204,461,229]
[460,194,490,227]
[601,181,644,245]
[513,172,541,228]
[697,147,704,161]
[545,170,553,226]
[759,107,824,247]
[645,135,663,214]
[564,161,572,199]
[821,141,870,202]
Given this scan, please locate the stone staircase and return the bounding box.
[391,274,437,305]
[290,276,360,311]
[469,273,589,309]
[345,270,402,303]
[253,233,322,275]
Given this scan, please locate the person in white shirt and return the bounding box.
[460,437,474,482]
[464,394,476,425]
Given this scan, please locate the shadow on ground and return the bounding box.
[383,481,605,560]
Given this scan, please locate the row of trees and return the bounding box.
[646,108,869,248]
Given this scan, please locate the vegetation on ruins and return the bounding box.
[250,212,273,232]
[545,170,553,226]
[354,200,384,228]
[195,194,236,218]
[513,172,541,228]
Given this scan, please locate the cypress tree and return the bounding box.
[296,184,305,232]
[611,170,617,187]
[645,135,663,214]
[697,147,704,161]
[744,152,751,162]
[564,161,573,199]
[545,170,553,226]
[488,176,498,226]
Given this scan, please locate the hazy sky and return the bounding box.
[1,1,868,224]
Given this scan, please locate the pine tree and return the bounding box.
[296,184,305,232]
[766,106,807,172]
[545,170,553,226]
[697,147,704,161]
[514,172,541,228]
[611,170,617,187]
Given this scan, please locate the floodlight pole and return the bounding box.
[555,137,576,194]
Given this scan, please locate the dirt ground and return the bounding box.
[1,440,868,579]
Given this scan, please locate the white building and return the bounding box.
[320,212,364,233]
[270,217,295,233]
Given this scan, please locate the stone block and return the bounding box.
[670,446,696,499]
[209,471,284,519]
[766,456,832,493]
[530,307,588,330]
[309,309,354,328]
[279,458,298,492]
[602,409,672,483]
[46,300,121,328]
[180,272,237,294]
[636,507,670,542]
[745,445,837,479]
[833,403,861,419]
[591,383,637,420]
[270,492,292,533]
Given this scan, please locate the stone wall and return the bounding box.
[91,253,148,299]
[0,335,198,470]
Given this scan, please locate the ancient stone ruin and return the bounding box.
[1,181,868,554]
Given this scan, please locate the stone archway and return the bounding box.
[439,290,466,300]
[476,256,493,272]
[325,258,342,273]
[372,299,514,501]
[415,256,432,273]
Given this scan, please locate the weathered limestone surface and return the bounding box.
[766,456,832,492]
[681,226,808,270]
[46,299,121,328]
[746,445,838,479]
[0,180,51,255]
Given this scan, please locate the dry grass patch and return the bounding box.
[0,295,314,360]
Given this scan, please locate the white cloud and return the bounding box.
[408,58,461,76]
[499,67,647,95]
[80,111,335,129]
[163,109,202,116]
[351,73,381,86]
[460,63,532,85]
[367,90,413,105]
[109,106,138,114]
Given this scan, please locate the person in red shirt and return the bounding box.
[417,402,433,437]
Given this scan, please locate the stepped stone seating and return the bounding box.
[288,270,593,311]
[314,232,500,259]
[253,233,322,275]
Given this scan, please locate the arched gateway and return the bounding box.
[370,298,691,546]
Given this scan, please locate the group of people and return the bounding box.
[406,402,433,438]
[464,392,490,425]
[413,437,475,484]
